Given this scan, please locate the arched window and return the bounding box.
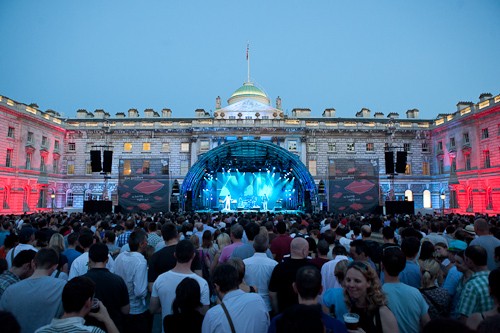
[66,190,74,207]
[2,186,10,209]
[486,187,493,210]
[423,190,431,208]
[404,190,413,202]
[467,187,473,212]
[85,189,92,201]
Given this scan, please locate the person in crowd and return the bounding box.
[310,239,330,270]
[443,240,468,301]
[104,230,121,259]
[243,234,278,313]
[343,261,399,333]
[48,233,69,279]
[201,230,217,267]
[466,267,500,330]
[62,232,81,270]
[116,218,135,248]
[231,222,272,260]
[422,318,474,333]
[470,218,500,270]
[422,222,448,247]
[419,241,435,264]
[270,221,293,262]
[218,224,244,263]
[0,248,66,333]
[146,222,163,249]
[476,314,500,333]
[6,227,37,268]
[382,246,430,333]
[226,257,257,293]
[0,249,36,298]
[83,242,130,332]
[322,259,349,321]
[150,240,209,332]
[210,232,230,272]
[269,266,347,333]
[0,234,18,260]
[269,237,311,314]
[321,245,349,291]
[457,245,494,322]
[149,222,202,291]
[35,276,119,333]
[381,226,399,251]
[163,277,204,333]
[202,264,269,333]
[399,237,422,288]
[350,239,377,271]
[114,229,151,333]
[419,259,451,319]
[69,231,114,279]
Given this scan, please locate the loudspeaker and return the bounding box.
[384,152,394,174]
[396,151,407,174]
[90,150,102,172]
[102,150,113,173]
[304,190,312,213]
[185,191,193,211]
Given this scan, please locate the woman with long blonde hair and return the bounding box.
[210,233,231,273]
[344,261,399,333]
[420,259,451,319]
[48,233,69,279]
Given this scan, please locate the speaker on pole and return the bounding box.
[90,150,102,172]
[185,190,193,211]
[396,151,407,174]
[102,150,113,173]
[384,152,394,174]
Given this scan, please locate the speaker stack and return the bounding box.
[89,150,113,173]
[396,152,407,174]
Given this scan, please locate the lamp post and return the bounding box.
[50,193,55,212]
[440,193,445,216]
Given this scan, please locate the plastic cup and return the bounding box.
[343,313,360,330]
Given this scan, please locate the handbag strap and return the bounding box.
[220,302,236,333]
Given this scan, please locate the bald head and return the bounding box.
[474,218,489,235]
[361,225,372,238]
[290,237,309,259]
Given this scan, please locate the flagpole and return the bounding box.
[246,42,250,83]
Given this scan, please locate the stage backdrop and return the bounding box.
[118,159,170,213]
[328,158,379,214]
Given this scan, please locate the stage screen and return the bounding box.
[200,170,297,211]
[118,159,170,213]
[328,158,380,214]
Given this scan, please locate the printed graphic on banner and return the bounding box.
[328,159,379,213]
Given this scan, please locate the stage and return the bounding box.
[195,208,302,215]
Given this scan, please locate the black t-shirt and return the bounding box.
[148,244,202,283]
[163,310,204,333]
[268,258,313,313]
[83,268,130,332]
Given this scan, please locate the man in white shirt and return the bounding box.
[243,234,278,312]
[321,245,349,291]
[202,263,270,333]
[69,231,114,279]
[6,227,38,268]
[114,229,151,333]
[150,240,209,332]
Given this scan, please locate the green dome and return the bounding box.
[228,82,270,105]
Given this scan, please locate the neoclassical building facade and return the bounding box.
[0,81,498,215]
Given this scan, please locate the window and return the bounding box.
[142,142,151,152]
[27,131,34,143]
[328,142,336,152]
[404,190,413,201]
[53,158,59,173]
[7,127,14,138]
[40,155,46,172]
[123,143,132,152]
[463,132,470,144]
[162,143,170,152]
[438,159,444,174]
[366,143,374,152]
[449,137,456,148]
[41,136,48,147]
[200,140,210,152]
[422,142,429,152]
[229,116,236,119]
[450,189,458,209]
[288,140,298,152]
[142,160,150,174]
[347,143,355,152]
[484,150,491,168]
[465,154,471,171]
[180,160,189,175]
[86,162,92,174]
[423,190,431,208]
[404,143,411,152]
[54,140,60,151]
[180,143,190,152]
[67,161,75,175]
[481,128,489,139]
[123,160,131,176]
[437,141,443,151]
[308,160,317,176]
[26,152,32,169]
[68,143,76,151]
[450,158,456,174]
[405,163,411,175]
[308,142,317,152]
[422,162,430,175]
[6,149,13,167]
[66,192,74,207]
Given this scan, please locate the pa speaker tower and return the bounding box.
[396,152,407,174]
[90,150,102,172]
[384,152,394,174]
[102,150,113,173]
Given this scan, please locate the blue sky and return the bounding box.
[0,0,499,119]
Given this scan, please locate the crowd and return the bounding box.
[0,210,499,333]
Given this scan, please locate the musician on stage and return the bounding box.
[262,193,268,211]
[224,194,232,210]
